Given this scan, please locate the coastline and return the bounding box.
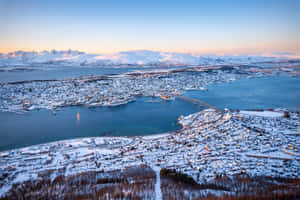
[1,107,299,198]
[1,64,299,113]
[0,65,300,198]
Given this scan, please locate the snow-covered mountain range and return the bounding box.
[0,49,291,67]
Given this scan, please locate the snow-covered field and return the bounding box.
[240,110,284,117]
[1,108,299,198]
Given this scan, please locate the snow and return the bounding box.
[0,109,299,198]
[142,133,170,140]
[14,172,37,184]
[246,151,294,160]
[152,166,162,200]
[240,110,284,117]
[0,185,11,197]
[0,49,287,67]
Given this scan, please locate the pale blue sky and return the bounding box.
[0,0,299,55]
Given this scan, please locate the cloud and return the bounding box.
[274,52,296,56]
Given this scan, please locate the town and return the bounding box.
[0,64,299,113]
[1,106,299,198]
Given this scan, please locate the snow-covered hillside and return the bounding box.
[0,49,288,67]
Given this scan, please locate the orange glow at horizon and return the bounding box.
[1,37,300,58]
[1,0,299,58]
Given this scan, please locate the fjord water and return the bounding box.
[0,66,183,83]
[0,67,137,83]
[0,98,203,151]
[0,76,299,151]
[184,76,300,110]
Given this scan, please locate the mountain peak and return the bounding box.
[0,49,285,67]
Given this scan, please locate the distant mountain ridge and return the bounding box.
[0,49,291,67]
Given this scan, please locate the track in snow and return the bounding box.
[152,166,162,200]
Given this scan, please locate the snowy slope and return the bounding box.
[0,49,285,67]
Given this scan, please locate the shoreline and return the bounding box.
[1,66,300,198]
[0,64,299,113]
[0,94,223,153]
[1,107,299,198]
[0,107,297,154]
[0,74,299,151]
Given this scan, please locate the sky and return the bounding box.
[0,0,299,56]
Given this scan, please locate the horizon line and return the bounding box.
[1,48,300,58]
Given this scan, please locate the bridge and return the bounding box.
[128,95,225,142]
[176,96,223,113]
[176,96,225,130]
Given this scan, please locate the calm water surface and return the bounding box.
[0,76,299,151]
[184,76,300,110]
[0,66,183,83]
[0,98,203,151]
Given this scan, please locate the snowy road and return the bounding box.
[152,166,162,200]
